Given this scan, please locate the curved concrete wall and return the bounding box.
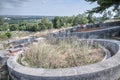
[7,39,120,80]
[72,26,120,38]
[51,26,120,38]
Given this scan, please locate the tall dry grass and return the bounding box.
[21,37,104,69]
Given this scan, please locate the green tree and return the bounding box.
[82,18,89,24]
[67,16,75,26]
[46,22,53,29]
[60,16,68,28]
[85,0,120,13]
[26,23,39,32]
[74,14,89,25]
[9,24,19,31]
[19,26,26,31]
[19,21,27,27]
[38,23,46,30]
[52,17,61,28]
[87,13,94,23]
[38,18,53,30]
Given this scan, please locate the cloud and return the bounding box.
[0,0,29,9]
[39,0,66,5]
[0,0,67,9]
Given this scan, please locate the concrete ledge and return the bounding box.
[52,26,120,38]
[7,39,120,80]
[100,45,111,61]
[72,26,120,38]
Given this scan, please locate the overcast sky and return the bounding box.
[0,0,98,16]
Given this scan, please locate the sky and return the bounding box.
[0,0,98,16]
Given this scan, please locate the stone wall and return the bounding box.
[100,21,120,27]
[51,26,120,39]
[7,39,120,80]
[75,21,120,38]
[50,21,120,38]
[72,26,120,38]
[85,21,120,28]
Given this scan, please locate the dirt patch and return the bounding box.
[76,28,102,32]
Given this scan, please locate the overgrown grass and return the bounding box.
[20,37,105,69]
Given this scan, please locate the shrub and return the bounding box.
[5,32,12,38]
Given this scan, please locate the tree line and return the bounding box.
[0,14,101,32]
[0,11,120,32]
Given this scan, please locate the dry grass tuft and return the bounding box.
[20,37,105,69]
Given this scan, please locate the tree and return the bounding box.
[19,26,26,31]
[85,0,120,13]
[26,23,39,32]
[38,23,47,30]
[9,24,19,31]
[67,16,75,26]
[52,17,61,29]
[74,14,89,25]
[87,13,94,23]
[38,18,53,30]
[46,22,53,29]
[82,18,89,24]
[102,11,109,21]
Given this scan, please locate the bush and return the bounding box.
[5,32,12,38]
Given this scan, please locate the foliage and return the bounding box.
[85,0,120,13]
[52,16,76,28]
[38,18,53,30]
[0,32,12,39]
[0,14,104,32]
[5,32,12,38]
[87,13,94,23]
[101,11,109,21]
[9,24,19,31]
[52,16,61,28]
[74,14,89,25]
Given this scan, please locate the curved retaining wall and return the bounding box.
[51,26,120,39]
[72,26,120,38]
[7,39,120,80]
